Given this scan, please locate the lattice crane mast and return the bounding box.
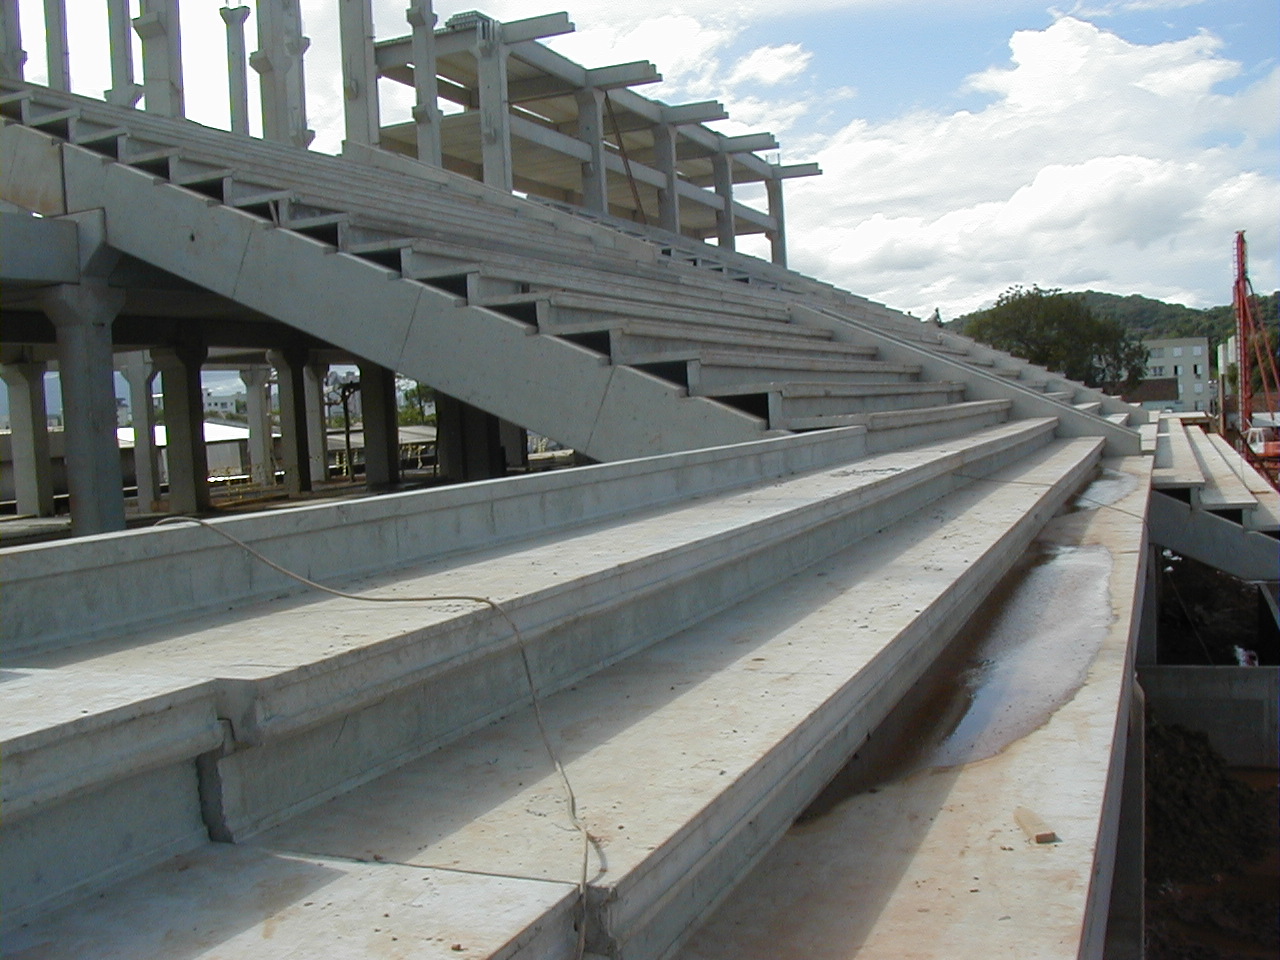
[1233,230,1280,485]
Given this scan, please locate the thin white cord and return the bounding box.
[153,515,593,958]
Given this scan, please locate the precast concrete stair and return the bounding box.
[0,80,1143,460]
[1,419,1108,959]
[1144,414,1278,596]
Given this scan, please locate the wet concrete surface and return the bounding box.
[679,464,1137,959]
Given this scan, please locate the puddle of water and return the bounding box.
[1068,466,1138,512]
[800,536,1114,822]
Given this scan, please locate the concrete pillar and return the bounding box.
[653,122,680,234]
[252,0,315,148]
[766,176,787,267]
[304,361,328,483]
[474,21,512,192]
[1137,543,1159,666]
[105,0,141,106]
[1103,683,1145,959]
[133,0,184,118]
[499,418,527,471]
[406,1,443,166]
[42,0,69,91]
[0,0,26,81]
[711,152,735,251]
[0,361,54,516]
[358,361,400,488]
[239,366,274,486]
[436,393,505,482]
[121,352,161,510]
[154,345,210,515]
[42,282,126,535]
[575,88,607,213]
[220,6,252,135]
[269,348,312,494]
[339,0,380,146]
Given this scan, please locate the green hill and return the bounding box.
[952,289,1277,356]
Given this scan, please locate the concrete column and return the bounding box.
[436,393,505,482]
[711,152,735,251]
[766,176,787,267]
[154,345,210,515]
[575,88,607,213]
[358,361,400,489]
[133,0,184,118]
[1137,543,1159,666]
[121,352,161,510]
[339,0,380,146]
[406,1,443,166]
[304,361,328,483]
[0,0,25,81]
[0,361,54,516]
[42,0,69,91]
[499,418,527,472]
[652,122,680,234]
[239,366,274,486]
[252,0,315,148]
[220,6,252,135]
[474,21,512,192]
[105,0,141,106]
[269,348,312,494]
[42,282,126,535]
[1103,683,1145,959]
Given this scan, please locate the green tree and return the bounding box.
[396,377,436,426]
[964,286,1148,391]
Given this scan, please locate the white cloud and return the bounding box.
[786,17,1280,317]
[726,43,813,87]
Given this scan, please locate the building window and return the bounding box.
[1194,400,1203,411]
[1193,363,1203,377]
[1150,348,1164,359]
[1173,364,1183,376]
[1194,383,1204,393]
[1192,345,1203,356]
[1151,365,1165,376]
[1173,347,1183,357]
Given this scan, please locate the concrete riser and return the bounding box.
[776,388,965,418]
[695,365,919,389]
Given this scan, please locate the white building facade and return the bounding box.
[1143,337,1211,412]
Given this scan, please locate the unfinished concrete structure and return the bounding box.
[1,4,1276,959]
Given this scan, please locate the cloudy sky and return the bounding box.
[16,0,1279,323]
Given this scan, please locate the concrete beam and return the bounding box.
[1147,490,1278,582]
[0,212,78,284]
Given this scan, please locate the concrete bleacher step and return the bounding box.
[679,453,1152,960]
[1204,432,1280,532]
[1151,416,1205,490]
[687,353,922,392]
[2,431,1102,960]
[529,296,827,343]
[28,133,771,461]
[1185,423,1258,512]
[599,322,880,367]
[0,421,1060,932]
[696,380,967,418]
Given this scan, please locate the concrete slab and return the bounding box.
[2,843,579,960]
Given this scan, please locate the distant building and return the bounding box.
[202,388,245,417]
[1141,337,1210,412]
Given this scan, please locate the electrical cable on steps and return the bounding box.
[152,514,594,960]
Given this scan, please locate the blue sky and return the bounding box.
[8,0,1279,407]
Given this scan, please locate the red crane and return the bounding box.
[1233,230,1280,485]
